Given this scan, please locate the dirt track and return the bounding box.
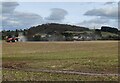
[3,67,119,76]
[26,40,119,43]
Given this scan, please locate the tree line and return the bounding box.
[1,23,120,40]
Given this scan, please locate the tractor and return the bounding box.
[6,37,19,42]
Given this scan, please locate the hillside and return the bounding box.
[1,23,120,41]
[27,23,89,35]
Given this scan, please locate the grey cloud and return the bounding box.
[13,12,43,20]
[2,2,19,14]
[45,8,68,22]
[119,2,120,19]
[1,2,44,30]
[15,12,44,26]
[79,17,118,29]
[2,2,69,30]
[81,18,109,24]
[2,12,44,30]
[79,18,111,28]
[104,2,115,5]
[84,7,118,19]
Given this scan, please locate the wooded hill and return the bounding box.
[27,23,89,35]
[1,23,120,41]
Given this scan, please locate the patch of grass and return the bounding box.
[101,32,118,37]
[2,69,118,81]
[2,41,119,81]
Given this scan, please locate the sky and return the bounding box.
[1,1,119,30]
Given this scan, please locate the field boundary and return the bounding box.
[3,68,119,76]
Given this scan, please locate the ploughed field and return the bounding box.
[2,41,119,81]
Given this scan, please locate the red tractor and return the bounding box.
[6,37,19,42]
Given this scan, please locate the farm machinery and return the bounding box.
[6,37,19,42]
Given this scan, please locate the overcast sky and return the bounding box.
[1,1,118,30]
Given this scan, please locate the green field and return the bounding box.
[2,41,119,81]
